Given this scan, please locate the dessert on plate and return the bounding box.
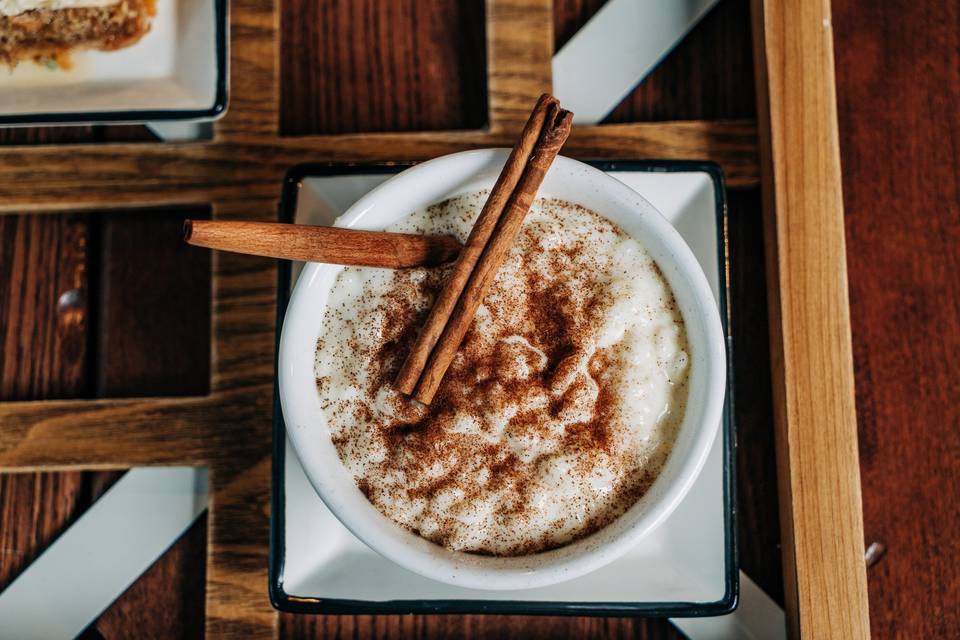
[0,0,155,68]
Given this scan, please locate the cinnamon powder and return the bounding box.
[315,193,690,556]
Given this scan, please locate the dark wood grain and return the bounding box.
[728,188,782,605]
[554,0,756,122]
[280,614,684,639]
[0,214,92,400]
[280,0,488,135]
[0,126,156,146]
[94,208,212,397]
[833,0,960,636]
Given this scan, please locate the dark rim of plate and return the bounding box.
[268,160,738,617]
[0,0,228,126]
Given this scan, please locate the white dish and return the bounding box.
[0,0,227,125]
[271,163,735,614]
[278,150,727,591]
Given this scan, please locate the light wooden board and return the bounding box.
[0,0,868,637]
[751,0,871,637]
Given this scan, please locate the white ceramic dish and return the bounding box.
[271,162,735,613]
[0,0,227,125]
[278,150,727,591]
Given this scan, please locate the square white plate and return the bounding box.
[270,161,736,616]
[0,0,227,124]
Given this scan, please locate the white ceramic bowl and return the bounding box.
[279,149,726,590]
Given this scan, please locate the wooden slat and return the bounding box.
[728,188,783,604]
[280,614,684,639]
[751,0,870,637]
[0,126,155,146]
[205,458,275,639]
[832,0,960,636]
[0,210,206,635]
[94,208,212,397]
[0,201,277,470]
[486,0,553,130]
[0,214,91,399]
[210,0,278,138]
[279,0,488,135]
[0,121,759,214]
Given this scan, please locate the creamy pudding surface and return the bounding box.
[314,192,690,556]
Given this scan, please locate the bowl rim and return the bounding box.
[278,149,727,590]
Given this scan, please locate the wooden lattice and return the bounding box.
[0,0,869,637]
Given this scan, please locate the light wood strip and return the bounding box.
[0,394,263,469]
[0,121,759,214]
[206,457,276,639]
[486,0,554,131]
[212,0,279,138]
[751,0,870,637]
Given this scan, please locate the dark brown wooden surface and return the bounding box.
[728,189,783,605]
[94,208,212,397]
[0,126,156,146]
[833,0,960,636]
[280,0,488,135]
[0,214,91,400]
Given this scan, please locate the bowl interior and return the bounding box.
[279,149,726,590]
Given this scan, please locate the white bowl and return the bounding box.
[279,149,726,591]
[0,0,227,125]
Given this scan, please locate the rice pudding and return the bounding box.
[314,191,690,556]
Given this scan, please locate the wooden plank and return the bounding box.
[0,121,760,213]
[728,188,783,604]
[0,214,91,399]
[831,0,960,636]
[205,0,278,139]
[751,0,870,637]
[279,0,488,135]
[0,126,155,146]
[280,615,684,639]
[94,208,212,397]
[205,458,275,639]
[486,0,553,130]
[0,211,204,637]
[554,0,756,122]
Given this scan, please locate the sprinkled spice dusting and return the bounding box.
[315,192,690,556]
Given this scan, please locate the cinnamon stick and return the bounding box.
[393,93,560,394]
[183,220,461,269]
[397,97,573,405]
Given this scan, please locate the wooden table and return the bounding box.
[0,0,956,637]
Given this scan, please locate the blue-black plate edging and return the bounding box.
[269,160,738,617]
[0,0,228,126]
